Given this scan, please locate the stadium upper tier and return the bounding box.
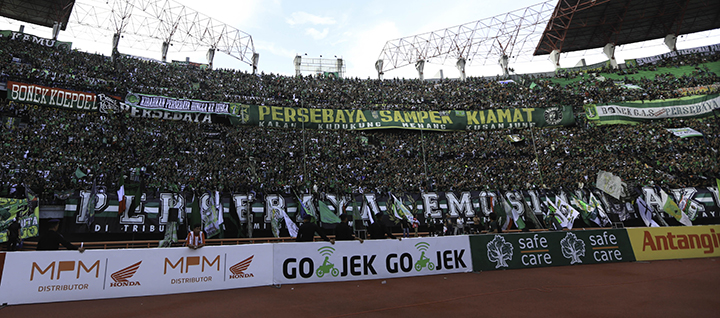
[1,36,718,113]
[1,35,719,202]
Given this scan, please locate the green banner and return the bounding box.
[585,94,720,125]
[230,105,575,131]
[0,30,72,49]
[469,229,635,271]
[0,198,40,243]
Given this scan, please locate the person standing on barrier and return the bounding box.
[296,215,334,243]
[37,219,85,252]
[334,214,363,242]
[7,217,21,251]
[487,212,501,233]
[401,218,410,238]
[472,215,482,234]
[186,224,206,249]
[412,217,420,237]
[368,212,400,240]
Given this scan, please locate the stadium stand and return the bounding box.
[1,34,720,240]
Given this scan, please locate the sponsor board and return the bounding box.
[272,236,471,285]
[470,229,635,271]
[627,225,720,261]
[0,244,273,304]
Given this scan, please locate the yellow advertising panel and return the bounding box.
[627,225,720,261]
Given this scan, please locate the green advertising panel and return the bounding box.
[585,94,720,125]
[469,229,635,271]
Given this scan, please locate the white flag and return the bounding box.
[596,171,626,200]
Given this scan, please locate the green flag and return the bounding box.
[318,201,341,224]
[493,194,510,231]
[74,168,87,179]
[660,189,692,226]
[569,193,592,225]
[189,193,201,228]
[392,194,414,221]
[506,195,525,230]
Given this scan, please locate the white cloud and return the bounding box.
[286,12,336,26]
[344,21,403,79]
[255,40,297,59]
[305,28,329,40]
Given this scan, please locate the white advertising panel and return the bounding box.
[0,244,273,305]
[273,236,472,285]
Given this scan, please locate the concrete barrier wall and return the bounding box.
[2,226,720,305]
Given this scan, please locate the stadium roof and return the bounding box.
[0,0,74,30]
[534,0,720,55]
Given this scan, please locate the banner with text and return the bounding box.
[0,30,72,50]
[469,229,635,271]
[125,93,235,115]
[7,81,99,111]
[635,44,720,66]
[0,197,40,243]
[230,104,575,131]
[272,236,471,285]
[626,225,720,261]
[0,244,273,305]
[585,94,720,124]
[61,186,720,237]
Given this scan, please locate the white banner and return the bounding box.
[666,127,703,138]
[0,244,273,305]
[272,236,471,285]
[594,95,720,120]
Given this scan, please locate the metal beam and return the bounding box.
[376,0,556,75]
[68,0,255,65]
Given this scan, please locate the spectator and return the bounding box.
[185,224,206,249]
[36,219,85,251]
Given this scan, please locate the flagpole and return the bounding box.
[302,100,308,193]
[420,126,429,190]
[530,127,544,187]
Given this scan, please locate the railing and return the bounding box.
[16,228,608,251]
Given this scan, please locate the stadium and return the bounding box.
[0,0,719,316]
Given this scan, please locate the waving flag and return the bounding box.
[493,193,512,231]
[636,197,659,227]
[589,192,612,226]
[596,171,626,200]
[660,189,692,226]
[318,201,341,224]
[545,197,569,229]
[505,194,525,230]
[117,175,126,216]
[297,195,317,223]
[392,194,414,221]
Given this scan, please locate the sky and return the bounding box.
[2,0,720,79]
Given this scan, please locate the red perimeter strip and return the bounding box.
[3,258,719,318]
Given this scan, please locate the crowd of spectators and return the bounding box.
[1,34,720,204]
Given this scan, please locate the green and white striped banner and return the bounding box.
[585,94,720,125]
